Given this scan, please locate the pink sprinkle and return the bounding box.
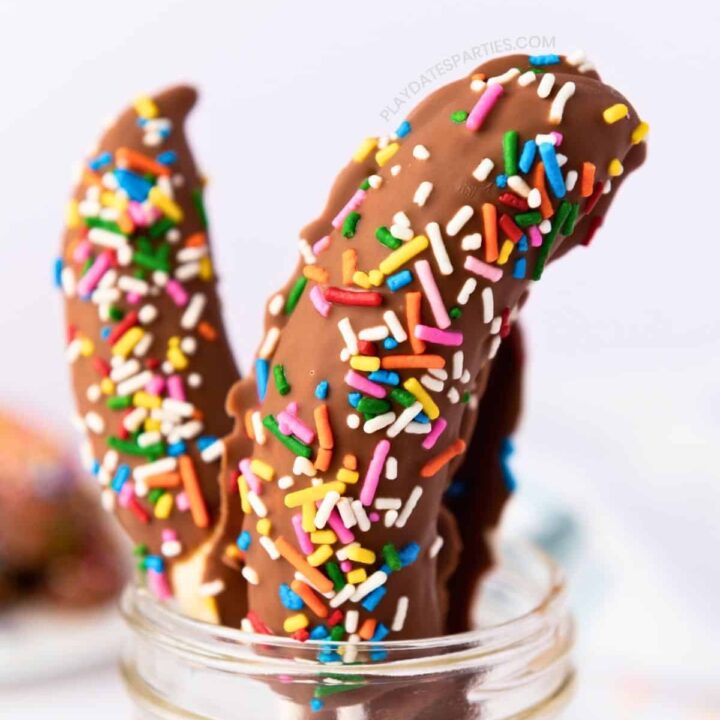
[161,529,178,541]
[331,189,366,229]
[414,325,463,347]
[464,255,504,283]
[340,560,353,573]
[310,284,331,317]
[528,225,543,248]
[147,569,173,601]
[415,259,451,329]
[287,402,299,415]
[239,459,262,495]
[277,411,316,445]
[466,83,504,131]
[118,482,135,508]
[166,279,189,306]
[312,235,331,256]
[76,250,113,297]
[360,439,391,506]
[126,291,142,305]
[422,418,448,450]
[167,374,186,401]
[327,509,355,544]
[127,201,151,227]
[176,492,190,511]
[73,240,92,263]
[345,370,387,399]
[550,130,564,146]
[145,376,166,396]
[291,514,314,555]
[369,512,380,522]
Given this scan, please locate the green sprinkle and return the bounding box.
[449,306,462,319]
[192,188,208,229]
[359,179,371,191]
[262,416,313,458]
[148,488,166,504]
[514,210,543,228]
[273,364,291,396]
[375,226,402,250]
[133,250,170,273]
[342,211,361,238]
[108,306,124,322]
[560,202,580,235]
[357,397,391,415]
[133,544,149,557]
[326,561,346,591]
[451,110,469,123]
[389,387,416,408]
[284,276,308,315]
[330,625,345,641]
[314,682,364,698]
[148,216,175,239]
[532,200,572,281]
[461,391,471,403]
[137,236,153,254]
[503,130,519,176]
[108,437,164,460]
[107,395,133,410]
[84,216,125,235]
[80,257,93,277]
[382,543,402,571]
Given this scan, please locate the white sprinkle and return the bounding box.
[351,500,371,532]
[390,223,413,241]
[268,294,284,316]
[110,358,141,382]
[101,489,115,512]
[539,219,552,234]
[259,536,279,560]
[241,566,259,585]
[482,287,494,323]
[102,451,118,473]
[507,175,532,198]
[528,188,542,209]
[175,262,200,281]
[351,571,388,602]
[118,275,149,295]
[293,456,316,477]
[565,170,578,192]
[60,267,77,298]
[461,233,482,251]
[405,422,431,435]
[298,239,316,265]
[447,387,460,404]
[517,70,537,86]
[461,369,471,384]
[413,144,430,160]
[329,583,356,608]
[188,373,202,389]
[133,457,177,482]
[277,475,294,490]
[116,370,153,396]
[258,326,280,359]
[567,49,586,66]
[91,287,120,305]
[549,81,575,124]
[180,293,206,330]
[537,73,555,98]
[251,411,266,445]
[177,246,207,263]
[489,336,502,359]
[386,402,422,438]
[394,211,411,227]
[390,165,402,176]
[199,580,225,597]
[315,491,340,529]
[457,277,477,306]
[425,222,453,275]
[557,153,568,167]
[137,432,161,448]
[395,486,423,529]
[392,596,409,632]
[338,317,359,355]
[138,304,158,324]
[375,498,401,511]
[201,439,224,463]
[473,158,494,182]
[578,61,595,74]
[133,332,153,357]
[358,325,389,342]
[163,398,194,417]
[364,412,396,434]
[420,374,444,393]
[368,174,383,189]
[490,316,502,335]
[347,414,361,429]
[488,67,520,85]
[413,181,434,207]
[445,205,474,237]
[429,536,445,558]
[240,619,253,633]
[180,336,196,355]
[161,540,182,558]
[85,411,104,434]
[345,610,359,634]
[383,310,407,343]
[88,227,128,250]
[536,133,558,146]
[384,510,398,527]
[603,179,612,194]
[123,406,147,433]
[247,491,268,518]
[337,497,357,528]
[452,351,464,380]
[385,456,398,480]
[428,368,448,381]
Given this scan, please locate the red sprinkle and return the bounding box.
[92,356,111,377]
[358,340,378,356]
[498,192,529,211]
[327,609,344,627]
[583,182,604,215]
[499,213,524,243]
[108,310,139,344]
[500,308,512,338]
[582,215,604,247]
[325,287,383,307]
[247,610,274,635]
[291,629,310,642]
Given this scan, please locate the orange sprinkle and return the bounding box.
[178,455,209,527]
[185,232,207,248]
[192,408,204,422]
[481,203,498,263]
[274,536,333,594]
[343,454,358,471]
[342,249,358,285]
[314,447,333,473]
[145,472,181,489]
[198,321,217,341]
[381,354,446,370]
[303,265,329,284]
[314,404,334,449]
[116,147,171,177]
[420,439,467,478]
[358,618,377,640]
[405,292,426,354]
[533,163,554,219]
[291,579,329,619]
[244,410,255,440]
[117,212,135,235]
[82,169,102,187]
[581,162,596,198]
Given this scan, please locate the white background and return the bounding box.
[0,0,718,717]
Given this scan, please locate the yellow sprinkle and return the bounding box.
[602,103,628,124]
[101,191,126,210]
[167,346,189,370]
[154,493,174,519]
[132,391,162,410]
[336,468,359,484]
[148,186,184,223]
[498,239,514,266]
[307,545,333,567]
[112,327,144,358]
[79,338,95,357]
[631,121,649,144]
[250,459,275,482]
[283,613,309,633]
[256,518,272,536]
[346,547,376,564]
[375,142,400,167]
[403,377,440,420]
[133,94,159,120]
[368,269,385,287]
[238,476,251,514]
[284,482,347,509]
[65,200,81,230]
[353,137,378,163]
[350,355,381,372]
[310,530,337,545]
[225,544,243,561]
[378,235,429,276]
[144,418,161,432]
[302,502,316,533]
[169,336,180,347]
[346,568,367,584]
[352,270,372,289]
[608,159,624,177]
[199,256,214,281]
[100,378,115,395]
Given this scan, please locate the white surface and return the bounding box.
[0,0,718,716]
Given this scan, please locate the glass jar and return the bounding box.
[121,541,574,720]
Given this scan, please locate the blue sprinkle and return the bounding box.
[368,370,400,386]
[518,140,538,174]
[370,650,388,662]
[237,531,252,551]
[347,392,361,409]
[414,412,430,424]
[156,150,177,165]
[255,358,269,401]
[279,583,304,611]
[500,437,518,492]
[315,380,329,400]
[517,235,529,253]
[379,563,393,576]
[310,699,325,712]
[196,435,218,451]
[387,269,413,292]
[361,586,387,612]
[100,326,112,340]
[90,459,101,476]
[529,54,560,66]
[512,257,527,279]
[399,542,421,567]
[310,625,329,640]
[114,168,153,202]
[145,555,165,572]
[88,151,112,172]
[495,174,508,188]
[383,337,399,350]
[167,441,186,457]
[111,464,131,493]
[317,651,342,664]
[445,479,465,499]
[538,143,566,198]
[395,120,412,138]
[371,623,390,641]
[137,118,148,128]
[53,258,63,288]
